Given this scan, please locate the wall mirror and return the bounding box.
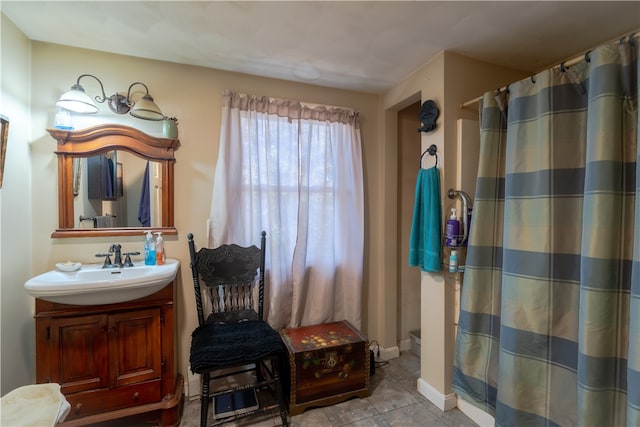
[48,124,179,238]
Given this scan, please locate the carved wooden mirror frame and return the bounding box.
[48,124,179,238]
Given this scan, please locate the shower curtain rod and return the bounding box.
[460,53,586,109]
[460,30,638,110]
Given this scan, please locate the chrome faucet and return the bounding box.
[110,243,123,268]
[122,251,140,267]
[96,244,139,268]
[96,251,115,268]
[96,244,121,268]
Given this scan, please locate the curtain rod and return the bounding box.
[459,30,638,110]
[301,101,356,113]
[223,89,355,113]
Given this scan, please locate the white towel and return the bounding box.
[95,215,113,228]
[1,383,70,426]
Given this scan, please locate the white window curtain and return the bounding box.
[210,90,364,330]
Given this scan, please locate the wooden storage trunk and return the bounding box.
[280,320,370,415]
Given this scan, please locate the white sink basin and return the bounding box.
[24,259,180,305]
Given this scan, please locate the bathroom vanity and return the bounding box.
[34,281,182,426]
[33,124,183,424]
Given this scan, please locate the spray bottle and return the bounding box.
[144,231,156,265]
[154,231,165,265]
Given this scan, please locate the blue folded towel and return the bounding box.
[408,167,442,272]
[103,156,115,199]
[138,161,151,227]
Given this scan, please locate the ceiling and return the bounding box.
[2,1,639,93]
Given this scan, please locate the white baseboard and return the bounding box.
[398,338,412,352]
[187,377,201,399]
[417,378,457,412]
[456,395,495,427]
[187,367,201,399]
[379,345,400,360]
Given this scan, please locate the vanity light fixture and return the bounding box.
[56,74,164,121]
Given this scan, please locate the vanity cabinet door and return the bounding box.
[49,314,109,395]
[34,282,182,426]
[108,308,162,387]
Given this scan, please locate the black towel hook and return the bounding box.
[419,144,438,168]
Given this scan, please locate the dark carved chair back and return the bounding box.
[188,231,266,327]
[186,231,289,427]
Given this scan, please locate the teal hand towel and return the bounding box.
[409,167,442,272]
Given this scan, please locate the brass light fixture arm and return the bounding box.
[75,74,108,104]
[110,80,151,114]
[59,75,164,119]
[125,81,151,106]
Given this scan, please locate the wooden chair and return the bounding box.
[187,231,289,426]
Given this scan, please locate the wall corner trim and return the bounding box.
[417,377,457,411]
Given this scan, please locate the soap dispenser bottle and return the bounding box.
[144,231,156,265]
[446,208,460,247]
[154,231,165,265]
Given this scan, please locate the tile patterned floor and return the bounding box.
[179,351,477,427]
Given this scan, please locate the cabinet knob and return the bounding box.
[74,403,83,414]
[133,391,139,402]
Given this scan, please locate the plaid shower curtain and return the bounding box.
[452,38,639,426]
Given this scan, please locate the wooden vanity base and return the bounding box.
[57,374,183,427]
[34,282,181,426]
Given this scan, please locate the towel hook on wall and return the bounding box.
[419,144,438,168]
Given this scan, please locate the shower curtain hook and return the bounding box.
[530,75,536,84]
[585,51,591,63]
[560,62,567,72]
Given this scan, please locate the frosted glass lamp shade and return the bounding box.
[55,76,164,120]
[130,94,164,121]
[56,84,99,114]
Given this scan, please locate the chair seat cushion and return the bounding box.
[190,319,285,373]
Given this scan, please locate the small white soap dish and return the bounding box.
[56,262,81,272]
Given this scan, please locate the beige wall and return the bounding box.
[4,38,383,395]
[0,14,34,395]
[376,53,446,367]
[1,12,527,402]
[380,51,526,404]
[396,101,422,346]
